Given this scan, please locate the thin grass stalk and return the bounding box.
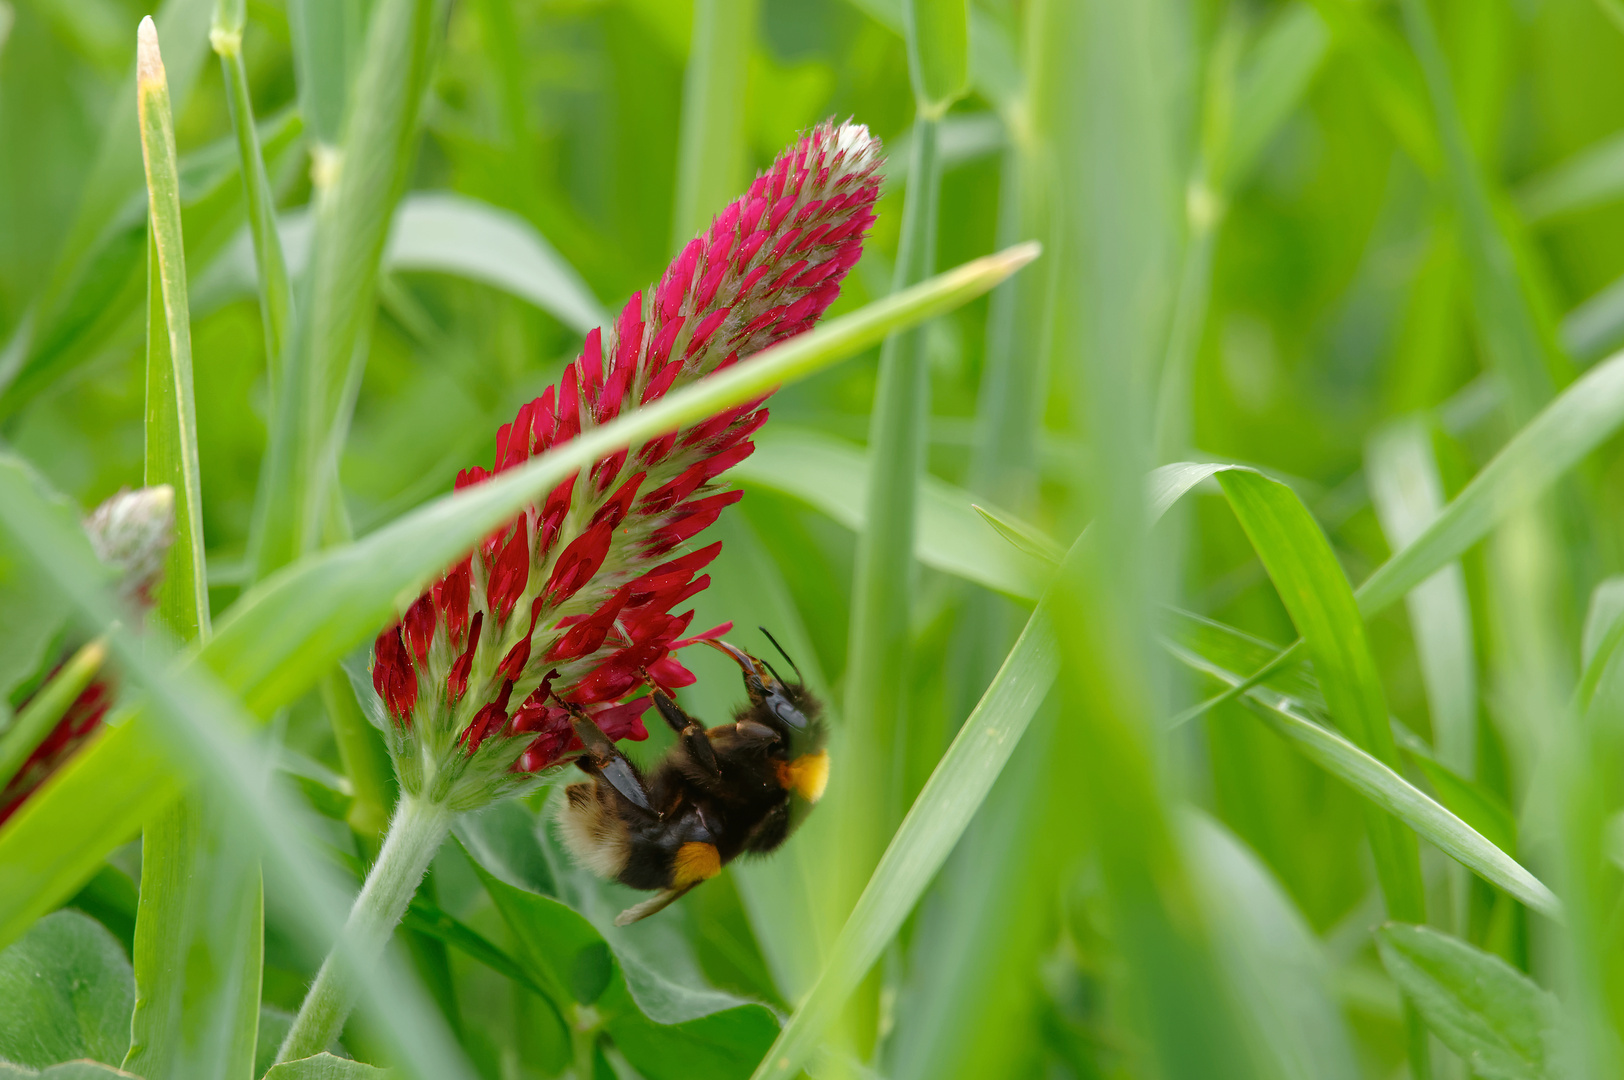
[211,0,293,399]
[248,0,437,581]
[671,0,756,248]
[126,21,262,1080]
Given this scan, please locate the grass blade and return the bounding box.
[1164,639,1560,919]
[250,0,439,581]
[1515,128,1624,226]
[137,17,207,641]
[671,0,756,247]
[211,0,294,398]
[126,21,261,1080]
[748,550,1062,1080]
[1399,0,1561,421]
[903,0,968,119]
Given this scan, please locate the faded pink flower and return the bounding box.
[371,120,883,808]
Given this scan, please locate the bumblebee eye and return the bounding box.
[765,688,809,731]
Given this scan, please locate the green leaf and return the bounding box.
[286,0,360,148]
[1515,128,1624,226]
[462,817,780,1080]
[0,910,134,1069]
[1212,3,1330,194]
[0,1065,146,1079]
[1215,468,1426,925]
[671,0,755,246]
[249,0,440,580]
[902,0,968,117]
[1164,634,1559,918]
[750,541,1063,1080]
[732,427,1049,599]
[0,640,105,796]
[0,468,100,701]
[210,0,294,397]
[262,1054,386,1080]
[1376,923,1559,1080]
[0,247,1034,951]
[1185,812,1360,1080]
[1367,417,1477,776]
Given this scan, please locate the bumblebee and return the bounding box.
[558,630,829,924]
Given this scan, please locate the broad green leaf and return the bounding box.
[671,0,755,246]
[902,0,968,117]
[1216,468,1426,924]
[198,194,607,335]
[1376,923,1559,1080]
[1185,812,1359,1080]
[463,820,779,1080]
[732,427,1048,600]
[0,910,134,1069]
[0,248,1035,948]
[262,1054,386,1080]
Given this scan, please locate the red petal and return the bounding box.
[486,519,531,625]
[403,592,436,663]
[372,625,418,720]
[546,585,632,662]
[436,557,473,650]
[446,610,484,706]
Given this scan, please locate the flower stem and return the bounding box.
[277,791,453,1063]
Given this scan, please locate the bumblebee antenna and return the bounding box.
[758,626,804,685]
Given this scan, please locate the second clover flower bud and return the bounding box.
[370,120,884,811]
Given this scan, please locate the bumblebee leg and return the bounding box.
[563,703,655,814]
[650,688,722,779]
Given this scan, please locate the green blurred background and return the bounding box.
[7,0,1624,1076]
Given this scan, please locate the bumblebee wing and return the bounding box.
[614,883,700,926]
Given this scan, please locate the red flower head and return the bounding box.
[1,485,174,825]
[370,120,883,808]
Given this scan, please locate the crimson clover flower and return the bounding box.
[0,485,173,824]
[370,119,883,810]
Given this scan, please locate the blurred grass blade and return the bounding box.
[0,246,1037,935]
[0,0,214,407]
[671,0,755,247]
[1215,470,1425,916]
[1212,467,1429,1073]
[250,0,439,581]
[839,113,945,988]
[1211,2,1329,194]
[1561,271,1624,362]
[127,21,261,1080]
[902,0,968,118]
[0,639,105,795]
[1186,812,1361,1080]
[287,0,359,149]
[1375,924,1559,1078]
[970,502,1066,568]
[731,427,1050,598]
[1515,128,1624,226]
[749,547,1063,1080]
[1306,0,1438,172]
[211,0,294,397]
[1164,639,1561,919]
[1399,0,1562,421]
[1366,418,1476,776]
[0,460,477,1080]
[137,16,208,640]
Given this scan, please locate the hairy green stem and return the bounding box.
[278,792,453,1062]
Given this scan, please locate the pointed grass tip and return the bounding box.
[136,16,166,89]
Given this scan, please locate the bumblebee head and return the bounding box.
[705,631,828,790]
